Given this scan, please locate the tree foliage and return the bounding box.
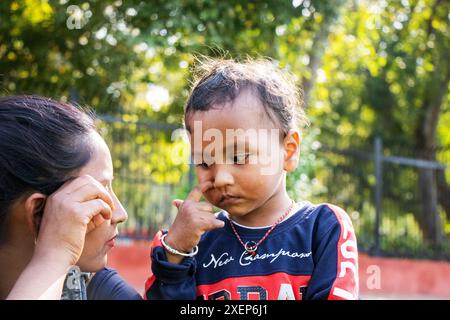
[1,0,449,248]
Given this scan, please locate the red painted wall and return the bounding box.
[108,241,450,299]
[358,253,450,298]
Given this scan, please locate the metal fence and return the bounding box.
[316,138,450,260]
[96,115,187,240]
[98,115,450,260]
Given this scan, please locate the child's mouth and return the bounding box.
[219,195,242,206]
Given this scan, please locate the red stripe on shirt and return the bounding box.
[197,272,311,300]
[326,204,359,300]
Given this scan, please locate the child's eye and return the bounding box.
[197,162,210,169]
[233,154,249,165]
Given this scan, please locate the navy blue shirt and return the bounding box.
[145,202,359,300]
[87,267,142,300]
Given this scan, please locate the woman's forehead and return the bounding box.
[78,131,113,182]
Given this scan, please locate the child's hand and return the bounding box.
[164,181,225,264]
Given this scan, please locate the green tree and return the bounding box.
[1,0,448,250]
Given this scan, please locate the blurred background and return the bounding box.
[1,0,449,299]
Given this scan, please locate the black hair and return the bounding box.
[184,58,309,135]
[0,95,96,243]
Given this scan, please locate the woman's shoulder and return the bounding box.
[87,267,142,300]
[61,266,91,300]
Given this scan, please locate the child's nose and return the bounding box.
[213,165,234,189]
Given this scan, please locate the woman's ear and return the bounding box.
[23,193,47,239]
[283,129,301,172]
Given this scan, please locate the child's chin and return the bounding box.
[220,205,249,216]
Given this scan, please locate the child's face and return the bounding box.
[186,89,300,218]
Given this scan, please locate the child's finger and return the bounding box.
[186,181,213,202]
[199,181,214,193]
[202,217,225,231]
[172,199,184,209]
[197,203,214,212]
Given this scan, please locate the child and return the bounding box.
[144,58,359,300]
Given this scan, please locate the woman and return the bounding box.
[0,95,141,299]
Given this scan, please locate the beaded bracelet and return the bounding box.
[160,233,199,257]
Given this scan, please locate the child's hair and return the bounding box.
[184,57,309,136]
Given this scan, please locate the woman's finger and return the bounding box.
[58,174,98,194]
[68,181,115,212]
[85,212,107,233]
[92,212,107,227]
[78,198,112,227]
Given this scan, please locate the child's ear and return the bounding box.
[23,193,47,239]
[283,129,300,172]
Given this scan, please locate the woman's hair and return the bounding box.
[0,95,96,243]
[184,57,309,135]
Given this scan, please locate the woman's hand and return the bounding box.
[33,174,115,268]
[7,174,114,299]
[164,181,225,264]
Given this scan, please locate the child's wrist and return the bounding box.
[161,233,198,257]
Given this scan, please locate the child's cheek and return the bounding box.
[204,190,219,206]
[195,168,209,182]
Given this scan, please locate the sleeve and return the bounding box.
[87,268,142,300]
[304,204,359,300]
[144,230,198,300]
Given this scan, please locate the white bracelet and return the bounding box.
[160,233,199,257]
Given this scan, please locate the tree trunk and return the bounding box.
[414,80,447,244]
[417,161,442,244]
[436,170,450,222]
[301,0,347,109]
[302,23,330,109]
[413,0,449,245]
[414,74,448,245]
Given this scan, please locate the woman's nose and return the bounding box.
[111,195,128,224]
[213,165,234,189]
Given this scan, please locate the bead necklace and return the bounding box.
[228,201,295,256]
